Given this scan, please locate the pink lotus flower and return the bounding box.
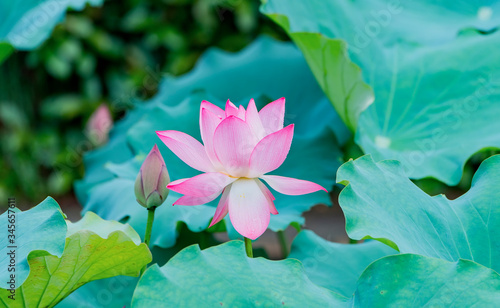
[157,98,326,240]
[86,104,113,146]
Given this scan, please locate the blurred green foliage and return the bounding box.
[0,0,286,205]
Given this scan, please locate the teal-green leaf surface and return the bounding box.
[337,154,500,272]
[355,32,500,185]
[131,241,500,307]
[261,0,500,47]
[0,197,66,289]
[0,211,151,308]
[263,13,373,131]
[288,230,397,297]
[0,0,103,50]
[56,276,138,308]
[132,241,345,307]
[351,254,500,306]
[262,0,500,185]
[75,36,347,247]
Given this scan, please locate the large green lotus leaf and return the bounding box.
[0,211,151,308]
[288,230,396,297]
[337,154,500,272]
[130,241,500,307]
[0,0,103,50]
[0,197,66,289]
[131,241,346,307]
[262,1,500,185]
[355,32,500,185]
[76,37,346,247]
[261,0,500,47]
[351,254,500,306]
[290,231,500,304]
[56,276,138,308]
[262,15,373,131]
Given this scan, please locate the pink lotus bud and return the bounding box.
[86,104,113,146]
[135,144,170,208]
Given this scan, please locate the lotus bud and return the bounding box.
[135,144,170,208]
[86,104,113,146]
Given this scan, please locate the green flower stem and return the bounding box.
[244,237,253,258]
[140,206,156,275]
[277,230,288,257]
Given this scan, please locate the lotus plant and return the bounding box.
[134,144,171,209]
[134,144,170,273]
[157,98,326,252]
[86,104,113,146]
